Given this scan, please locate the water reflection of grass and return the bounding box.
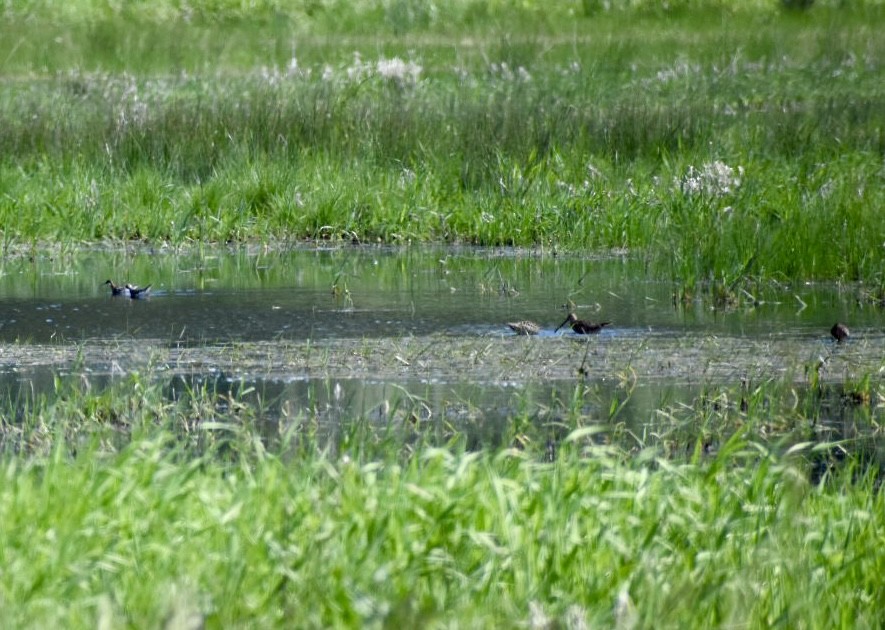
[0,371,882,627]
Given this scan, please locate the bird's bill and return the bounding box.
[554,316,571,332]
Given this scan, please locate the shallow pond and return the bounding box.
[0,245,879,340]
[1,246,883,456]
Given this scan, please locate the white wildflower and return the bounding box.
[286,57,309,79]
[565,604,589,630]
[488,62,531,82]
[399,168,416,189]
[556,180,579,196]
[676,161,744,197]
[655,60,700,84]
[346,52,371,82]
[614,584,638,629]
[376,57,422,86]
[490,62,514,81]
[343,53,422,86]
[453,65,471,83]
[259,65,281,85]
[528,601,550,629]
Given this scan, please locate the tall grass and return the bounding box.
[0,380,882,627]
[2,5,883,625]
[2,7,884,291]
[0,351,881,627]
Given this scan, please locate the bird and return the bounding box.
[506,321,542,336]
[104,279,127,296]
[125,283,152,299]
[830,322,849,343]
[555,313,611,335]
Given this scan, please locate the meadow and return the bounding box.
[0,373,883,628]
[1,0,884,290]
[2,0,885,627]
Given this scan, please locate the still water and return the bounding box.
[1,246,882,452]
[0,246,874,342]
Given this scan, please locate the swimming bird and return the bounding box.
[830,322,849,343]
[125,283,152,299]
[506,321,542,336]
[555,313,611,335]
[104,280,127,296]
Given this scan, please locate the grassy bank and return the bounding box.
[1,5,884,288]
[0,375,882,628]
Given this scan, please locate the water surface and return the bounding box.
[0,246,876,343]
[1,246,882,455]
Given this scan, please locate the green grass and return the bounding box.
[2,3,885,626]
[0,372,882,627]
[0,380,883,627]
[1,5,884,290]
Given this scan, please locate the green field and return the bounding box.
[2,1,885,627]
[2,1,885,289]
[1,374,883,628]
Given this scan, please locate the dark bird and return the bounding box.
[830,322,850,343]
[556,313,611,335]
[506,321,542,336]
[125,283,152,299]
[104,279,127,296]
